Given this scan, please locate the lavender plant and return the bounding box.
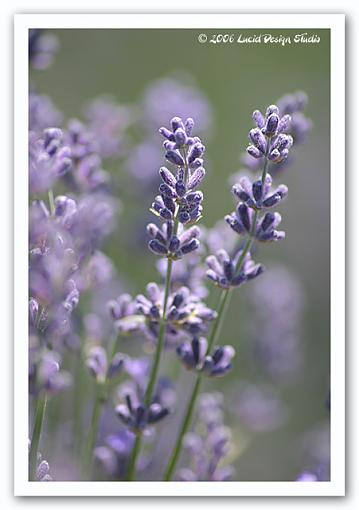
[28,30,318,484]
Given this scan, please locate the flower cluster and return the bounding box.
[176,337,235,377]
[115,379,173,434]
[178,393,234,481]
[147,222,200,259]
[86,346,125,384]
[150,116,205,226]
[239,92,312,177]
[135,282,216,345]
[206,249,264,289]
[29,29,59,70]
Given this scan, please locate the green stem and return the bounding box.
[29,393,48,481]
[82,385,105,479]
[163,146,271,481]
[48,189,55,216]
[126,433,143,481]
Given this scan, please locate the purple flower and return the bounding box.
[86,346,125,383]
[135,283,216,344]
[229,382,288,432]
[225,203,285,242]
[83,96,133,160]
[115,381,170,434]
[29,29,59,70]
[149,116,206,227]
[206,249,264,289]
[29,92,63,134]
[232,173,288,210]
[178,392,234,481]
[141,76,212,135]
[176,337,235,378]
[248,265,305,381]
[29,129,72,194]
[147,221,201,259]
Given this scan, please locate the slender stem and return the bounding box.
[29,393,48,480]
[163,147,271,481]
[73,353,84,457]
[126,433,143,481]
[48,189,55,216]
[145,258,173,406]
[82,385,105,479]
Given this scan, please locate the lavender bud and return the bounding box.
[171,116,184,132]
[184,117,194,136]
[178,210,191,224]
[252,110,265,128]
[175,180,187,197]
[277,114,291,133]
[174,128,187,146]
[247,145,262,159]
[188,167,206,190]
[159,166,177,187]
[168,236,180,252]
[238,204,251,232]
[264,113,280,136]
[159,183,177,199]
[165,150,185,167]
[159,127,175,141]
[148,239,168,256]
[252,181,263,202]
[188,142,205,164]
[266,105,279,116]
[249,128,266,153]
[181,238,200,254]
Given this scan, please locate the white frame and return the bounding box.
[14,13,345,497]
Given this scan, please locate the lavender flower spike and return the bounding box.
[206,249,264,289]
[232,173,288,211]
[248,104,293,164]
[149,116,206,226]
[225,204,285,242]
[176,337,235,377]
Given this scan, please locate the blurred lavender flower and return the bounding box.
[29,92,63,133]
[63,119,110,193]
[29,29,59,70]
[176,337,235,377]
[248,266,305,382]
[29,128,72,194]
[156,250,208,299]
[229,382,288,432]
[30,348,72,396]
[142,76,212,134]
[85,346,125,383]
[115,378,173,434]
[178,393,234,481]
[83,96,133,160]
[205,221,238,256]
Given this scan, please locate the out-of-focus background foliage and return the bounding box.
[30,28,330,481]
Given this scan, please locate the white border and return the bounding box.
[14,13,345,497]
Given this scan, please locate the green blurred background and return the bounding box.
[31,28,330,481]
